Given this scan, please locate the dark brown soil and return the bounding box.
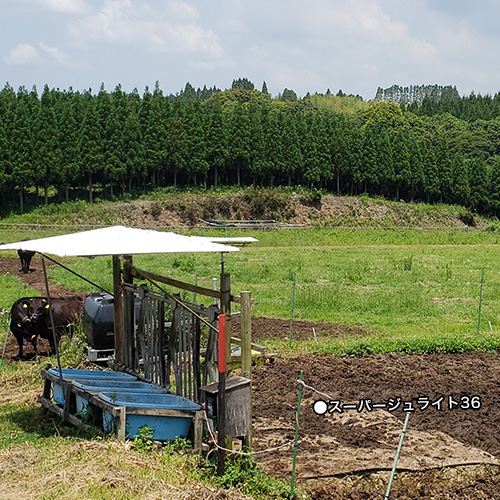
[251,352,500,498]
[3,255,500,498]
[0,255,77,297]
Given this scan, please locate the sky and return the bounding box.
[1,0,499,100]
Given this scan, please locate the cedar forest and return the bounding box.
[1,78,500,216]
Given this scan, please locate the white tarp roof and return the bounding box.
[0,225,240,257]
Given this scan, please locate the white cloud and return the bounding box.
[3,41,88,71]
[39,42,88,69]
[4,43,40,65]
[43,0,87,14]
[2,0,500,97]
[0,0,88,14]
[67,0,224,58]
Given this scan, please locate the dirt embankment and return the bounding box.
[77,192,483,229]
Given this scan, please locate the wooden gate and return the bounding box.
[121,283,220,400]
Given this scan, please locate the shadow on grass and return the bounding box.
[1,404,96,446]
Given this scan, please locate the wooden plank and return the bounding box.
[116,407,126,441]
[38,396,104,436]
[63,383,73,422]
[227,336,267,354]
[123,407,198,418]
[122,255,134,368]
[132,268,221,299]
[240,291,252,379]
[193,410,203,454]
[230,294,257,305]
[112,255,124,365]
[220,273,232,365]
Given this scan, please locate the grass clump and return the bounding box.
[200,452,291,499]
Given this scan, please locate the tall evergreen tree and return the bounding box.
[165,102,187,188]
[123,88,145,191]
[11,87,35,212]
[227,103,251,185]
[280,110,303,186]
[79,94,102,203]
[205,94,227,188]
[57,89,80,201]
[489,157,500,215]
[467,157,489,212]
[422,148,440,203]
[407,139,424,201]
[391,132,410,200]
[450,153,470,206]
[185,102,209,186]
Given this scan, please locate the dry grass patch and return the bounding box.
[0,361,252,500]
[0,438,251,500]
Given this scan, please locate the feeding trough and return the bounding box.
[48,368,137,405]
[71,379,170,413]
[98,392,201,441]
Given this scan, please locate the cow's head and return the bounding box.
[11,298,38,342]
[12,299,33,331]
[27,298,50,324]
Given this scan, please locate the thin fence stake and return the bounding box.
[384,411,411,500]
[288,273,297,346]
[290,370,304,498]
[477,267,485,334]
[0,316,10,370]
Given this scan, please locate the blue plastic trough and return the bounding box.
[48,368,137,405]
[71,380,170,412]
[99,392,201,441]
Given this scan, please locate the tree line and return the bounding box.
[1,79,500,216]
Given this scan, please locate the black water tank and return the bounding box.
[82,293,116,349]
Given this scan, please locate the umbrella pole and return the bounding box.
[41,256,64,388]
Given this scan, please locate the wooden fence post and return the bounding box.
[122,255,134,368]
[240,291,252,379]
[241,293,253,449]
[220,272,232,365]
[112,255,124,366]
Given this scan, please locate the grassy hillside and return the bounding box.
[0,188,495,230]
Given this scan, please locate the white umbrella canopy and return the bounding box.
[0,225,240,257]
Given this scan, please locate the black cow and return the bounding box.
[10,297,39,359]
[10,296,84,359]
[18,238,35,274]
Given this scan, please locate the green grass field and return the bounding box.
[2,224,500,356]
[2,201,500,499]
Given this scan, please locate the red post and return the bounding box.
[217,314,227,476]
[218,314,226,373]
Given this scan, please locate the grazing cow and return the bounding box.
[28,296,85,352]
[18,238,36,273]
[10,296,84,359]
[9,297,39,359]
